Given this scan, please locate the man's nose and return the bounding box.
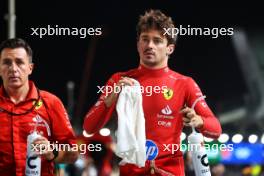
[147,40,155,48]
[9,62,18,72]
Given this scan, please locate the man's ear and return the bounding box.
[167,44,175,55]
[29,63,34,75]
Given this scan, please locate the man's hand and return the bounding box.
[180,107,204,128]
[32,136,55,161]
[104,77,134,107]
[33,136,79,163]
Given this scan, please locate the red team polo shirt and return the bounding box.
[84,65,222,176]
[0,81,76,176]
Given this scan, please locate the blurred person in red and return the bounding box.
[83,9,222,176]
[0,38,78,176]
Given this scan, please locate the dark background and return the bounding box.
[0,0,263,131]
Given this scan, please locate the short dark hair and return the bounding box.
[0,38,33,62]
[137,9,176,45]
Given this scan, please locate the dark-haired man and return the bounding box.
[0,38,78,176]
[83,10,221,176]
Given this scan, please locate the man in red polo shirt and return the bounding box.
[83,10,222,176]
[0,38,78,176]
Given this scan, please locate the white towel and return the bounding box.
[115,79,146,167]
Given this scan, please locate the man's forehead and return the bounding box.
[0,47,28,59]
[140,29,165,38]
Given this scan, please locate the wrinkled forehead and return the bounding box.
[0,47,29,61]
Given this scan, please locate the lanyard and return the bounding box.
[0,89,41,116]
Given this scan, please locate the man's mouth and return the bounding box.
[144,51,155,56]
[9,76,19,81]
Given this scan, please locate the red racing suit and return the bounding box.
[83,65,222,176]
[0,81,77,176]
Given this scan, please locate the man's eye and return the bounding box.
[142,38,148,42]
[2,60,11,66]
[16,60,24,65]
[154,39,162,44]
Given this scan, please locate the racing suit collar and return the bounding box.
[25,81,39,100]
[138,64,170,77]
[0,80,39,101]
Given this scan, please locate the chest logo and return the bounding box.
[163,88,173,100]
[32,115,51,136]
[161,105,172,115]
[157,105,174,120]
[33,100,43,110]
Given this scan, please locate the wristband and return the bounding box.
[47,150,59,162]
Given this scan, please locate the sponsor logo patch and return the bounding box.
[163,88,173,100]
[33,100,43,110]
[146,140,158,160]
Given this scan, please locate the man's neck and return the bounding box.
[6,84,30,104]
[140,63,168,69]
[140,58,168,69]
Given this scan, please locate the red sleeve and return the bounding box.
[50,95,77,145]
[185,77,222,138]
[83,73,121,134]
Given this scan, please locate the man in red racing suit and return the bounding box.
[83,10,221,176]
[0,38,78,176]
